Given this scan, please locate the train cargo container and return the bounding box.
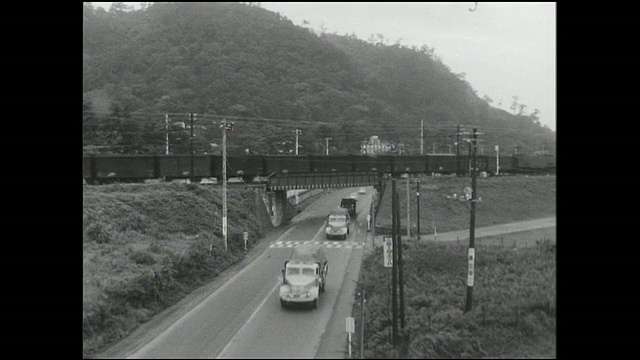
[309,155,353,172]
[224,155,265,181]
[264,155,311,174]
[157,155,212,179]
[92,155,157,182]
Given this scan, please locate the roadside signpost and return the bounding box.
[383,236,393,268]
[346,316,355,358]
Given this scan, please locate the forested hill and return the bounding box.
[83,2,555,156]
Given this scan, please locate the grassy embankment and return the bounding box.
[352,175,556,358]
[375,175,556,234]
[82,182,274,358]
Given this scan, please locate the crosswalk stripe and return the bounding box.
[268,241,365,249]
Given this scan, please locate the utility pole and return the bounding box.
[448,144,452,154]
[468,139,472,176]
[190,113,194,183]
[325,137,332,155]
[406,179,410,239]
[396,189,405,331]
[465,128,479,313]
[495,145,500,175]
[391,179,398,347]
[221,119,234,252]
[420,120,424,155]
[294,129,301,155]
[165,114,170,155]
[456,125,461,176]
[360,288,365,359]
[416,181,420,239]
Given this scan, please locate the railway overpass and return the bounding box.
[263,171,381,227]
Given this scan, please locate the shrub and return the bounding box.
[129,250,156,265]
[84,223,113,244]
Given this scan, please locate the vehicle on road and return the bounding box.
[325,207,351,240]
[340,198,357,217]
[279,244,328,309]
[358,187,367,194]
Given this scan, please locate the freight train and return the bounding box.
[82,153,553,184]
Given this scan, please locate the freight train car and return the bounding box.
[309,155,353,172]
[511,154,556,173]
[485,154,513,174]
[264,155,311,174]
[224,155,264,182]
[392,155,428,174]
[428,154,458,174]
[157,155,212,181]
[90,155,157,184]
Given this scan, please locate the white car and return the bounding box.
[358,188,367,194]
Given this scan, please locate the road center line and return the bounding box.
[217,221,331,358]
[126,225,298,358]
[216,280,281,358]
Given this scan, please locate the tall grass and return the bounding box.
[352,240,556,358]
[82,183,274,358]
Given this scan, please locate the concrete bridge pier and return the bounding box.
[265,190,296,227]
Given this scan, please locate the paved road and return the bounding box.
[96,187,374,359]
[374,217,556,247]
[95,187,554,359]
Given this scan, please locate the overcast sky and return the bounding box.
[90,2,556,131]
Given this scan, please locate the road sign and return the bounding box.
[467,248,475,286]
[464,186,472,200]
[346,316,355,333]
[383,237,393,268]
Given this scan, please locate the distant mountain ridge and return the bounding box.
[83,2,555,156]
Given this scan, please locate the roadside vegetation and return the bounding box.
[353,174,556,358]
[352,238,556,358]
[82,182,273,358]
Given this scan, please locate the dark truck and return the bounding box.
[340,198,357,217]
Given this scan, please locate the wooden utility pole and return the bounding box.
[361,288,365,359]
[190,113,194,183]
[165,114,170,155]
[406,180,410,239]
[396,190,405,330]
[420,120,424,155]
[391,179,398,347]
[465,128,479,313]
[456,125,461,176]
[416,181,420,239]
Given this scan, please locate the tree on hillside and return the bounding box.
[529,108,541,125]
[83,2,555,156]
[518,104,528,116]
[510,95,519,114]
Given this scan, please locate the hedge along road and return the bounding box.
[96,186,374,359]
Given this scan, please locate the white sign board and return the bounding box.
[383,237,393,268]
[464,187,472,200]
[467,248,475,286]
[346,316,355,333]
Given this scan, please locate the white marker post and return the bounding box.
[383,237,393,268]
[495,145,500,175]
[243,231,248,251]
[467,248,475,286]
[346,316,355,358]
